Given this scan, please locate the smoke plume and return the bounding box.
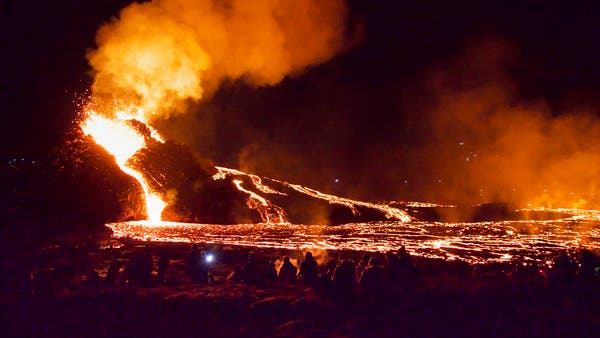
[409,37,600,209]
[87,0,351,120]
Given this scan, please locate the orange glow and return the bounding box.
[81,110,167,221]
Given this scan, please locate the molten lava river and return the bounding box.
[107,208,600,265]
[80,109,600,265]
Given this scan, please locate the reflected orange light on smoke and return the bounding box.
[81,110,167,221]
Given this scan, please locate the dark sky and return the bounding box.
[3,0,600,202]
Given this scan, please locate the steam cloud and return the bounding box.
[87,0,351,120]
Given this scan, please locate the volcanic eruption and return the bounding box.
[8,3,600,338]
[78,0,409,224]
[72,0,600,265]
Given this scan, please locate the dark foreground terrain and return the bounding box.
[2,233,600,338]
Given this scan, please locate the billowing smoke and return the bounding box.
[407,37,600,209]
[87,0,352,120]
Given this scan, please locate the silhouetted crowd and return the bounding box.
[226,246,419,301]
[4,243,600,300]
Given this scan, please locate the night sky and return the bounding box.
[3,0,600,203]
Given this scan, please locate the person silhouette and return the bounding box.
[278,256,297,284]
[188,244,208,283]
[299,251,318,284]
[332,259,357,301]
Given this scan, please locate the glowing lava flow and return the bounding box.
[81,114,409,224]
[81,110,167,221]
[107,208,600,265]
[232,179,288,223]
[213,166,287,196]
[285,184,413,222]
[94,143,600,264]
[213,166,412,223]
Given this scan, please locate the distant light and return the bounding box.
[334,178,340,183]
[458,141,464,146]
[205,254,215,263]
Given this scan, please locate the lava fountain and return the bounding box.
[81,110,167,221]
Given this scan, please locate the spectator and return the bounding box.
[188,244,208,283]
[358,254,386,299]
[332,259,357,301]
[278,256,297,284]
[299,252,318,284]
